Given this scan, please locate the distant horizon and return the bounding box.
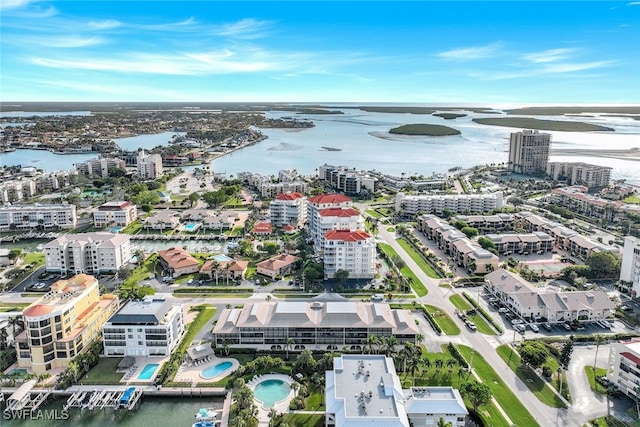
[2,1,639,103]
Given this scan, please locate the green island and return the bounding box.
[472,117,614,132]
[433,112,467,120]
[389,123,461,136]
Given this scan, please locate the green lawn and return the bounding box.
[425,305,460,335]
[82,357,125,385]
[24,253,45,266]
[279,413,324,427]
[585,366,608,394]
[305,391,324,410]
[123,253,159,287]
[624,194,640,204]
[449,295,495,335]
[378,243,427,297]
[397,239,441,279]
[496,345,566,408]
[457,345,540,427]
[365,209,383,219]
[120,220,143,235]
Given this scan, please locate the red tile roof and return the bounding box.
[158,247,200,269]
[621,352,640,366]
[324,230,371,241]
[24,304,54,317]
[275,192,304,201]
[257,254,299,271]
[252,222,273,234]
[318,207,360,217]
[308,194,351,204]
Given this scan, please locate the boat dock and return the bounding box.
[3,380,51,414]
[62,386,142,412]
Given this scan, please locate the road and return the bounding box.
[377,225,597,427]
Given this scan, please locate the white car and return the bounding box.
[530,324,539,333]
[511,319,524,325]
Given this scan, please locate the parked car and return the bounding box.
[542,323,552,331]
[530,324,539,333]
[511,319,524,325]
[514,324,526,333]
[498,308,510,314]
[466,321,477,331]
[562,323,572,331]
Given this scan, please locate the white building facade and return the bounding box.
[269,192,307,229]
[103,297,185,357]
[43,232,132,275]
[137,150,164,180]
[508,130,551,174]
[93,201,138,227]
[395,192,503,218]
[621,236,640,297]
[0,204,77,231]
[323,230,376,279]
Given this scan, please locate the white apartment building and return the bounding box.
[307,193,354,247]
[323,230,376,279]
[325,355,467,427]
[103,297,185,357]
[621,236,640,297]
[318,164,378,195]
[550,186,620,222]
[0,179,37,203]
[395,192,503,218]
[0,204,77,231]
[93,201,138,227]
[75,157,126,178]
[269,192,307,229]
[508,130,551,174]
[43,232,132,275]
[547,161,612,188]
[608,339,640,400]
[137,150,164,180]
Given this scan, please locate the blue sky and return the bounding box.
[1,1,639,103]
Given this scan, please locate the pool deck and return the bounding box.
[119,356,168,384]
[175,357,239,384]
[248,374,295,426]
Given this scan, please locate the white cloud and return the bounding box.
[20,35,105,48]
[0,0,34,10]
[522,48,578,63]
[627,2,640,5]
[86,20,122,30]
[215,18,273,39]
[436,43,502,61]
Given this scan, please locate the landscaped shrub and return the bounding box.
[420,307,442,335]
[447,342,468,369]
[462,291,503,334]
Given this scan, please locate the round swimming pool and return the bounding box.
[201,361,233,379]
[254,379,291,408]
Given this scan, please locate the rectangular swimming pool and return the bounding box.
[137,363,159,380]
[213,254,233,262]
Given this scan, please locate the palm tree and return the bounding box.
[437,417,453,427]
[285,337,295,360]
[8,316,23,339]
[382,336,398,357]
[593,334,605,372]
[446,359,457,375]
[363,335,378,354]
[434,358,444,374]
[422,358,432,372]
[67,361,80,383]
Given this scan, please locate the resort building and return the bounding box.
[484,269,615,323]
[395,192,503,218]
[256,254,299,279]
[508,130,551,174]
[325,355,467,427]
[547,162,612,188]
[144,209,181,230]
[75,157,126,179]
[200,258,249,281]
[515,211,618,260]
[43,232,132,275]
[620,236,640,297]
[252,221,273,236]
[137,150,164,180]
[181,209,243,231]
[381,172,451,192]
[550,186,621,222]
[213,301,419,351]
[0,203,77,231]
[102,297,185,357]
[15,274,119,374]
[238,172,308,198]
[307,193,353,235]
[485,232,554,255]
[417,214,499,274]
[269,192,307,229]
[450,213,516,234]
[0,179,37,203]
[318,164,379,195]
[93,201,138,228]
[608,339,640,400]
[158,247,200,278]
[323,230,376,279]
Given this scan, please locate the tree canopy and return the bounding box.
[460,380,491,411]
[585,251,621,278]
[519,341,549,369]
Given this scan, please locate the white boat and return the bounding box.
[195,408,218,421]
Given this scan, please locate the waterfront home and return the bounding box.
[144,210,180,230]
[256,254,298,279]
[93,201,138,228]
[15,274,119,374]
[158,247,200,278]
[213,301,418,351]
[103,297,184,357]
[200,258,249,281]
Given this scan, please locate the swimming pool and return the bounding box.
[213,254,232,262]
[254,379,291,408]
[137,363,159,380]
[185,223,201,232]
[200,361,233,380]
[7,368,28,376]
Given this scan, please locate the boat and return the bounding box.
[195,408,219,421]
[192,422,215,427]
